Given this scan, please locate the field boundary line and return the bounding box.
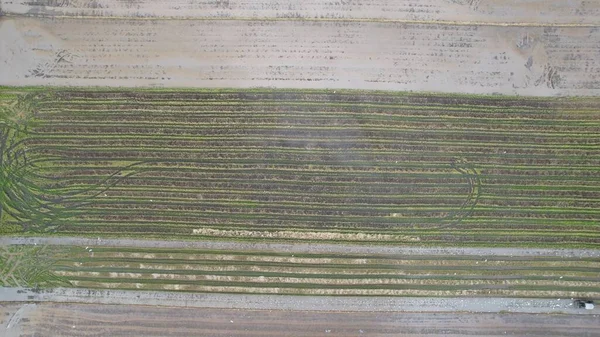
[2,13,600,28]
[1,237,599,258]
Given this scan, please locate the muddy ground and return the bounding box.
[0,16,599,95]
[2,302,599,337]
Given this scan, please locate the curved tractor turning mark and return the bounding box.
[0,93,88,233]
[0,93,148,233]
[0,94,56,233]
[1,95,37,232]
[437,158,481,229]
[0,245,70,288]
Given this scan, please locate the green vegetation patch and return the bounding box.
[0,88,599,247]
[0,244,71,288]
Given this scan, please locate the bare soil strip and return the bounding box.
[3,237,599,258]
[2,302,599,337]
[2,0,600,26]
[1,17,599,96]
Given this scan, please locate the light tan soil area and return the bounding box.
[2,0,600,25]
[1,17,599,95]
[2,302,600,337]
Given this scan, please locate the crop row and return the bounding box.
[1,88,599,246]
[48,89,600,109]
[33,246,600,297]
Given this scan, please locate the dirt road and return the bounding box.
[2,236,599,258]
[1,287,598,315]
[1,302,599,337]
[1,16,599,95]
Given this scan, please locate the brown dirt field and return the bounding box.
[1,16,599,95]
[1,302,599,337]
[2,0,600,25]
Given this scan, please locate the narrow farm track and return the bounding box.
[4,236,600,258]
[1,88,600,247]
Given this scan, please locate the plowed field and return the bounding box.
[1,17,600,95]
[3,303,600,337]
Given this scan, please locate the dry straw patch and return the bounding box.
[192,228,421,242]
